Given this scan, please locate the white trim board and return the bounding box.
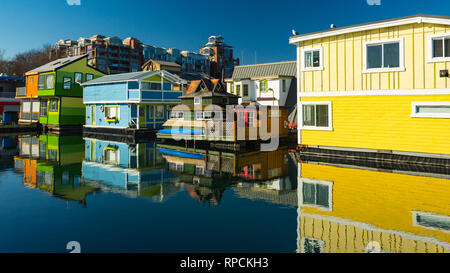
[289,16,450,44]
[299,89,450,97]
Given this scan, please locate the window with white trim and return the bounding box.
[412,211,450,232]
[170,111,184,119]
[429,34,450,62]
[302,47,323,71]
[194,97,202,105]
[300,102,332,130]
[300,178,333,211]
[411,102,450,118]
[364,38,404,73]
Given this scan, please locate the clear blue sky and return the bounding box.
[1,0,449,64]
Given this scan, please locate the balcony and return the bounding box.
[16,87,26,97]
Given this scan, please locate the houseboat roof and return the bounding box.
[0,73,25,83]
[81,70,187,86]
[289,14,450,44]
[26,55,87,74]
[180,78,239,99]
[228,61,297,81]
[142,59,182,69]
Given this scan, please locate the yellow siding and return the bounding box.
[300,23,450,92]
[298,163,450,253]
[300,94,450,154]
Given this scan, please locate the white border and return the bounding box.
[427,33,450,63]
[412,211,450,233]
[289,16,450,44]
[299,101,333,131]
[299,177,333,211]
[363,38,405,73]
[411,101,450,118]
[299,88,450,97]
[301,47,324,71]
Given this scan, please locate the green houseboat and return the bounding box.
[27,55,105,132]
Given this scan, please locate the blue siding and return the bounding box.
[84,82,128,102]
[86,103,130,128]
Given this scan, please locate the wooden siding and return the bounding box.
[299,163,450,253]
[300,23,450,92]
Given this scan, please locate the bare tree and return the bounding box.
[0,44,58,78]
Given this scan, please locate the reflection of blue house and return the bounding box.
[82,70,187,134]
[82,138,181,200]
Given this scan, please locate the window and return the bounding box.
[104,147,119,165]
[411,102,450,118]
[141,82,162,90]
[74,72,83,84]
[302,47,323,71]
[364,38,404,72]
[412,211,450,232]
[243,84,249,97]
[147,105,154,118]
[300,102,332,130]
[195,111,202,120]
[429,34,450,62]
[230,83,234,94]
[105,106,120,121]
[63,77,72,90]
[155,105,164,119]
[302,238,325,254]
[236,85,241,96]
[49,99,58,112]
[170,111,184,119]
[260,80,267,92]
[40,99,48,117]
[194,97,202,105]
[38,75,45,90]
[282,80,287,93]
[300,178,333,211]
[29,76,34,84]
[86,73,94,81]
[45,74,55,89]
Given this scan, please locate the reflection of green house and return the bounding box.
[36,135,97,203]
[26,55,104,131]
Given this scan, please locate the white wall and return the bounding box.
[228,78,293,106]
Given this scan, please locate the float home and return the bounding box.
[290,14,450,161]
[82,70,187,138]
[225,61,297,111]
[22,55,105,131]
[157,79,289,150]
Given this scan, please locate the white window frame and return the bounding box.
[299,101,333,131]
[194,97,202,105]
[427,33,450,63]
[363,38,405,73]
[411,102,450,118]
[299,178,333,211]
[412,211,450,233]
[170,111,184,120]
[301,47,324,71]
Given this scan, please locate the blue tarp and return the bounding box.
[157,148,205,159]
[157,128,204,135]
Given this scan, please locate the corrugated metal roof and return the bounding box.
[231,61,297,81]
[82,70,187,85]
[27,55,87,74]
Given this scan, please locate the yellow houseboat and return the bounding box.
[290,15,450,160]
[297,162,450,253]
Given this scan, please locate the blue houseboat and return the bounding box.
[82,70,187,139]
[82,138,181,200]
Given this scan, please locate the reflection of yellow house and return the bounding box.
[298,163,450,253]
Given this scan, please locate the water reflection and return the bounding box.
[158,145,296,206]
[6,133,450,253]
[14,135,97,204]
[297,162,450,253]
[83,139,182,201]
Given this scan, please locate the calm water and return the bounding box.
[0,134,449,253]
